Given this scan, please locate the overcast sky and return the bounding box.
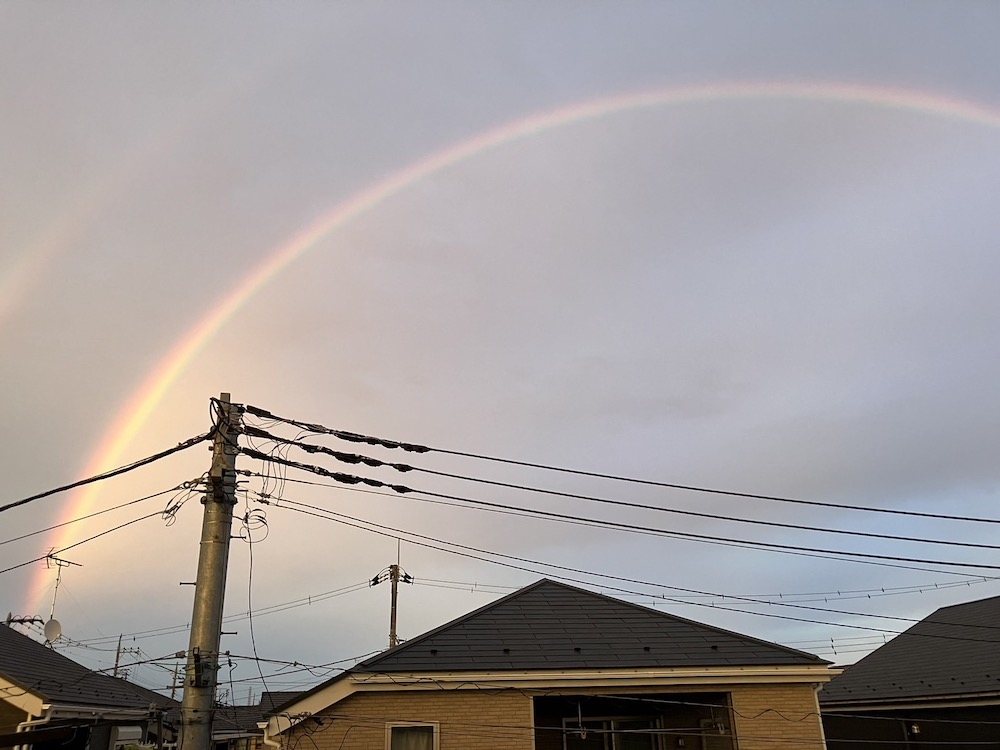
[2,2,1000,703]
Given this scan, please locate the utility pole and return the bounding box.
[170,664,181,701]
[371,548,412,649]
[180,394,241,750]
[389,564,401,648]
[113,635,123,677]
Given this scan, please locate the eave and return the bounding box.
[0,675,44,718]
[821,690,1000,713]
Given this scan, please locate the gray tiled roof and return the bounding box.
[259,692,302,712]
[0,624,177,712]
[214,693,304,734]
[820,594,1000,705]
[354,579,826,673]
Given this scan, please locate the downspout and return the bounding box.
[259,722,281,750]
[16,704,55,750]
[813,685,828,750]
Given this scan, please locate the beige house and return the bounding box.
[266,580,835,749]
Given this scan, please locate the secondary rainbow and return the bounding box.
[25,80,1000,613]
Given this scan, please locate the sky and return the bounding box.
[2,1,1000,704]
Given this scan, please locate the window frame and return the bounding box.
[385,721,440,750]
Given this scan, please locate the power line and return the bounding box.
[255,471,999,581]
[242,405,1000,526]
[253,491,1000,645]
[0,510,167,575]
[0,431,212,515]
[241,427,1000,553]
[239,449,1000,574]
[67,580,373,647]
[0,483,197,547]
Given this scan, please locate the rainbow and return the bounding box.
[24,80,1000,613]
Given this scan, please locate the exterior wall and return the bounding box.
[0,699,28,734]
[281,682,828,750]
[286,689,534,750]
[730,683,826,750]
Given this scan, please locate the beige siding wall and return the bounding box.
[730,683,826,750]
[294,689,534,750]
[282,682,827,750]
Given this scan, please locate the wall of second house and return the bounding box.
[0,701,27,734]
[287,689,534,750]
[823,703,1000,749]
[729,683,826,750]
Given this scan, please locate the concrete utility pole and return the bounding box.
[372,552,412,649]
[180,394,240,750]
[388,564,401,648]
[113,635,123,677]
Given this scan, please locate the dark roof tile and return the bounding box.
[0,624,177,712]
[820,594,1000,705]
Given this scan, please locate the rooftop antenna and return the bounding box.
[44,552,81,642]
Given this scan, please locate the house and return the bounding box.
[0,623,179,750]
[820,593,1000,749]
[265,579,835,749]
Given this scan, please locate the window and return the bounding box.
[386,722,438,750]
[563,717,659,750]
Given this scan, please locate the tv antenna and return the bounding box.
[43,552,81,642]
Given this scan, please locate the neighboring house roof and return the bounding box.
[213,693,304,736]
[354,578,827,673]
[0,624,177,712]
[259,692,302,713]
[820,594,1000,706]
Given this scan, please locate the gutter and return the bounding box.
[15,703,158,750]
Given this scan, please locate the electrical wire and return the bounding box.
[239,449,1000,574]
[240,428,1000,553]
[242,405,1000,526]
[254,491,1000,645]
[0,509,167,575]
[0,431,212,515]
[242,505,273,700]
[250,471,999,582]
[68,580,372,647]
[0,485,189,547]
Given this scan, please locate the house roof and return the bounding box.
[272,579,829,722]
[353,579,826,673]
[820,594,1000,706]
[213,692,304,735]
[0,624,177,712]
[259,692,302,713]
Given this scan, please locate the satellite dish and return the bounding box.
[44,618,62,642]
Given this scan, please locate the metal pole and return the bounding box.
[389,564,399,648]
[180,393,240,750]
[113,634,123,678]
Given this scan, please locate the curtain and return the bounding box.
[390,725,434,750]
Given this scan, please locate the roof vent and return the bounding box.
[711,645,719,651]
[430,649,438,655]
[643,646,651,653]
[503,648,510,655]
[574,647,582,653]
